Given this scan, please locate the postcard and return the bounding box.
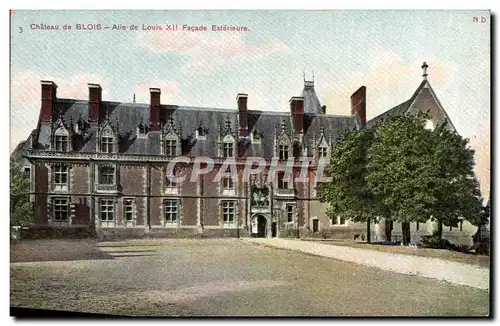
[9,10,490,317]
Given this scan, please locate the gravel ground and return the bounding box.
[243,238,490,290]
[10,239,490,316]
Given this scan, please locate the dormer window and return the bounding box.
[252,129,261,144]
[220,134,235,158]
[54,128,69,151]
[279,145,289,160]
[137,120,148,138]
[101,136,114,153]
[196,122,207,140]
[165,139,177,156]
[318,146,328,158]
[54,135,68,151]
[223,142,234,157]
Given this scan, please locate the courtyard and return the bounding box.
[10,239,489,317]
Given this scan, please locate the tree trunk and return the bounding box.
[366,218,371,244]
[385,219,393,242]
[436,222,443,239]
[401,222,411,246]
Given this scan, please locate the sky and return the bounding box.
[9,10,490,198]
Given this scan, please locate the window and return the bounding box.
[54,135,68,151]
[99,166,115,185]
[165,174,178,188]
[23,167,30,179]
[449,225,453,232]
[331,216,338,225]
[252,129,261,143]
[286,204,294,222]
[222,177,234,190]
[424,119,435,131]
[164,199,179,224]
[312,219,319,233]
[277,172,288,189]
[123,199,134,221]
[318,146,328,158]
[222,201,235,225]
[416,221,420,231]
[165,139,177,156]
[53,165,68,189]
[138,122,147,135]
[52,198,69,222]
[101,136,114,153]
[99,199,115,221]
[460,220,463,232]
[279,145,289,160]
[197,125,207,139]
[223,142,233,157]
[339,216,346,225]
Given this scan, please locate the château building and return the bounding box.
[13,63,479,244]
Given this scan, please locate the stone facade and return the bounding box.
[16,66,482,244]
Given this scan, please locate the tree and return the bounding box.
[428,124,482,238]
[367,113,437,245]
[316,129,381,243]
[10,160,34,228]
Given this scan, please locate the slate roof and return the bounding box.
[33,97,359,158]
[11,129,35,166]
[366,79,455,131]
[302,80,323,114]
[366,99,412,129]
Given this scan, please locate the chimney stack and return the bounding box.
[40,81,57,122]
[88,83,102,123]
[290,96,304,134]
[149,88,161,131]
[350,86,366,126]
[237,93,248,137]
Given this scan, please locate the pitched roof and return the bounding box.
[33,98,358,158]
[366,79,456,131]
[366,99,412,128]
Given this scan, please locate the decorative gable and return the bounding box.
[97,113,119,153]
[51,112,72,151]
[218,116,237,157]
[161,116,182,156]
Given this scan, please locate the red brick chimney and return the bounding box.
[290,96,304,134]
[149,88,161,131]
[40,80,57,122]
[351,86,366,126]
[88,83,102,123]
[237,93,248,137]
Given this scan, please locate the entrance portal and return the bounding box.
[257,215,267,238]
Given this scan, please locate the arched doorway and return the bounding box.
[257,215,267,238]
[252,214,268,238]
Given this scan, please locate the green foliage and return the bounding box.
[318,111,484,243]
[420,234,459,251]
[429,123,481,228]
[367,113,437,224]
[10,160,34,227]
[316,129,382,224]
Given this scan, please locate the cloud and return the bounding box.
[134,79,181,104]
[10,71,110,151]
[138,32,288,73]
[322,51,457,117]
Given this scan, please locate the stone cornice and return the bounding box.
[24,150,322,168]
